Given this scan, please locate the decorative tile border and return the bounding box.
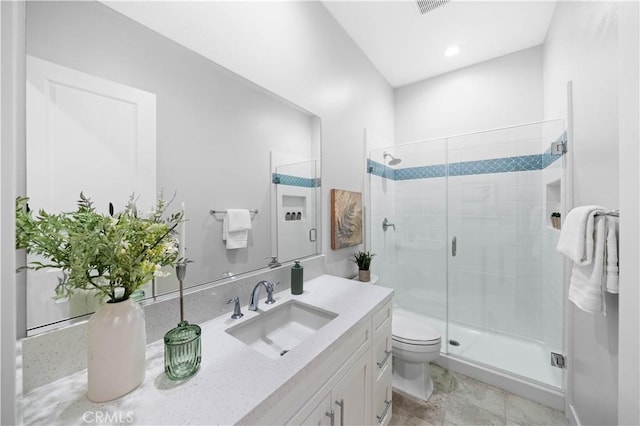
[369,133,566,181]
[395,164,446,180]
[448,154,543,176]
[272,173,320,187]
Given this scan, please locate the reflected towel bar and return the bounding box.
[595,210,619,217]
[210,209,259,215]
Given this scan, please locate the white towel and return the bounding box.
[223,209,252,249]
[556,205,606,265]
[567,215,607,313]
[604,217,619,294]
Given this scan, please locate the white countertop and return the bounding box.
[22,274,393,425]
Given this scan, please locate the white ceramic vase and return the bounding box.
[87,298,146,402]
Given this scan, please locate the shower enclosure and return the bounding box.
[368,120,566,392]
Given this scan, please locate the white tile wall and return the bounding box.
[370,120,565,351]
[372,165,547,341]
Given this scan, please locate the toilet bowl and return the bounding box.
[392,311,441,401]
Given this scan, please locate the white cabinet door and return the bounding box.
[25,55,157,330]
[300,393,333,426]
[331,352,372,426]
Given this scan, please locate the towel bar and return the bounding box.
[210,209,259,215]
[595,210,619,217]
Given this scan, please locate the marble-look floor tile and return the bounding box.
[390,411,439,426]
[449,372,507,418]
[431,364,455,395]
[393,365,568,426]
[392,389,445,426]
[505,394,567,426]
[444,397,506,426]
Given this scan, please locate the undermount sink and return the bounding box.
[225,299,338,359]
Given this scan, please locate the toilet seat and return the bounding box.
[392,314,441,346]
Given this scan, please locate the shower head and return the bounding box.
[383,152,402,166]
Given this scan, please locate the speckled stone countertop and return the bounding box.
[21,275,393,425]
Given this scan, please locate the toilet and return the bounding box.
[391,310,442,401]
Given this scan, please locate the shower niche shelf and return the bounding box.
[282,195,306,222]
[546,179,561,231]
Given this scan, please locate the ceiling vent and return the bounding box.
[416,0,449,15]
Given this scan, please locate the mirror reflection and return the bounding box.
[274,159,321,263]
[23,0,321,333]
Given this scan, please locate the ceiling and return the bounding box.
[322,0,557,87]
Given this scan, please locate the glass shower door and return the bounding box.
[445,120,565,389]
[369,140,449,351]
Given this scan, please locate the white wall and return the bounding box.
[543,2,621,425]
[1,2,24,423]
[394,46,544,143]
[617,1,640,424]
[104,1,396,278]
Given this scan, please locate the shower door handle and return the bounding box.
[452,236,457,257]
[335,399,344,426]
[325,410,335,426]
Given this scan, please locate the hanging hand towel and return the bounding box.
[566,215,607,313]
[556,205,606,265]
[223,209,252,249]
[604,217,619,294]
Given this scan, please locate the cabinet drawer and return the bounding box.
[372,317,392,381]
[372,301,392,332]
[372,365,393,426]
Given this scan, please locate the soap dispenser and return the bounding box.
[291,260,303,295]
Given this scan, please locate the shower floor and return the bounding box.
[394,307,563,390]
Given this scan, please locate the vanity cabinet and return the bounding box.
[284,300,392,426]
[21,275,394,426]
[299,352,371,426]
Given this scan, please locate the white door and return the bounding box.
[25,55,157,331]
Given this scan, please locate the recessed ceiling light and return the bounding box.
[444,45,460,57]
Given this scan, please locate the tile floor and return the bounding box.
[390,364,568,426]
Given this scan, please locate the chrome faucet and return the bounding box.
[248,280,279,311]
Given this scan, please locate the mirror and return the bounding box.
[23,1,321,333]
[273,158,321,263]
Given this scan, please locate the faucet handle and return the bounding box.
[265,282,280,305]
[226,297,244,319]
[266,256,281,268]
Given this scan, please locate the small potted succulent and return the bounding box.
[352,251,375,282]
[551,212,561,230]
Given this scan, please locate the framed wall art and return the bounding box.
[330,189,363,250]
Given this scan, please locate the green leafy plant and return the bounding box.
[352,251,375,271]
[16,193,184,303]
[551,212,561,218]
